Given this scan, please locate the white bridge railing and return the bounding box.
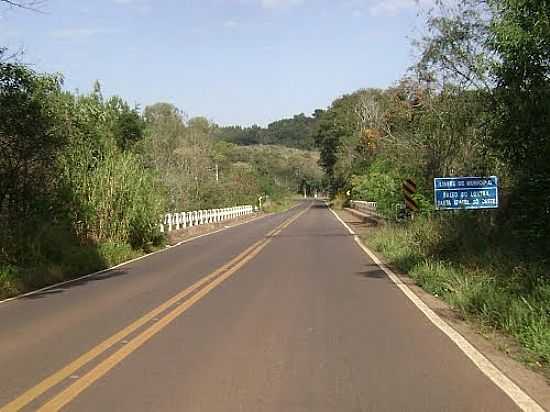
[349,200,386,221]
[160,205,256,233]
[350,200,377,213]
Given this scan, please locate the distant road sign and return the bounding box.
[434,176,499,210]
[403,179,419,212]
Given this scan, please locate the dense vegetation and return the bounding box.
[316,0,550,372]
[0,47,322,298]
[216,112,321,150]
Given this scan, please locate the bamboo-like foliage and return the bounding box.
[58,87,166,249]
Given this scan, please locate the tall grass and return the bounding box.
[366,214,550,375]
[61,141,166,249]
[262,194,298,213]
[331,192,349,210]
[0,224,149,299]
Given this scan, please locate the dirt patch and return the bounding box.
[333,207,550,410]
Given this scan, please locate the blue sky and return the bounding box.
[2,0,427,126]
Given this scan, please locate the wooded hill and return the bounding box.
[215,112,321,150]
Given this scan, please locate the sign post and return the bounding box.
[434,176,499,210]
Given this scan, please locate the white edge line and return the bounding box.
[328,207,545,412]
[0,210,284,306]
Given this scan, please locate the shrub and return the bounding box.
[331,191,348,210]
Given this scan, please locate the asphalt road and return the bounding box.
[0,201,526,411]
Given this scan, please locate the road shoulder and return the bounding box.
[332,207,550,411]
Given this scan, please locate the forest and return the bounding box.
[215,112,320,150]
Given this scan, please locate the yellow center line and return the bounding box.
[38,206,308,412]
[0,206,309,412]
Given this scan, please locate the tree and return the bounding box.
[489,0,550,250]
[107,97,145,151]
[0,63,63,262]
[216,113,320,150]
[314,90,386,194]
[415,0,495,91]
[262,113,318,149]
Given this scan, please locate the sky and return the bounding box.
[1,0,428,126]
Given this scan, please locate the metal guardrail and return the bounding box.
[160,205,256,233]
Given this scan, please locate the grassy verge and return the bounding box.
[0,241,160,300]
[364,215,550,378]
[262,196,300,213]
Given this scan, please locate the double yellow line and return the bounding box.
[1,206,309,412]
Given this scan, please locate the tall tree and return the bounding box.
[0,63,62,262]
[490,0,550,250]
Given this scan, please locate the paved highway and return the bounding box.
[0,201,533,411]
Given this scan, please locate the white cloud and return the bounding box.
[259,0,304,10]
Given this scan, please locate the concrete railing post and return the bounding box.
[166,213,173,232]
[182,212,187,229]
[175,213,180,230]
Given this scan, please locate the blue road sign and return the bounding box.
[434,176,499,210]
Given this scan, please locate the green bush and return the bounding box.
[263,197,293,213]
[331,192,348,210]
[351,166,401,218]
[0,265,24,298]
[97,242,142,267]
